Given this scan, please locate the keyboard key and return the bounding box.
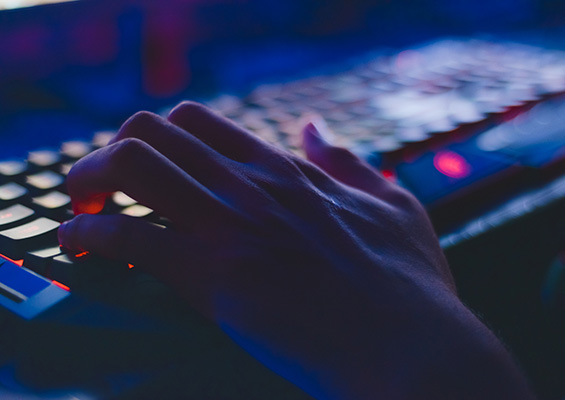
[0,160,27,180]
[92,131,115,148]
[0,204,35,229]
[0,183,28,205]
[0,259,69,320]
[24,246,63,276]
[50,254,78,286]
[51,253,128,289]
[0,218,60,259]
[26,171,64,192]
[27,150,61,169]
[395,127,430,144]
[372,136,403,153]
[60,141,92,160]
[121,204,153,218]
[32,191,71,220]
[112,191,136,207]
[59,162,74,176]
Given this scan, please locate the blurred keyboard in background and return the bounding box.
[203,39,565,233]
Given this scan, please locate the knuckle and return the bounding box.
[109,137,148,170]
[119,111,160,138]
[168,101,210,122]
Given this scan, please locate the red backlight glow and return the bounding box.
[52,280,70,291]
[0,254,24,266]
[381,169,396,181]
[433,151,471,179]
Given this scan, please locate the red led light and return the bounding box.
[381,169,396,181]
[128,264,134,269]
[0,254,24,266]
[433,151,471,179]
[74,251,89,258]
[52,280,70,291]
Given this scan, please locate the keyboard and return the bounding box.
[0,130,318,398]
[0,38,564,398]
[203,39,565,232]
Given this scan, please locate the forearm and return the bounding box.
[326,295,536,400]
[407,300,536,400]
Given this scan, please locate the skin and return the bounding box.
[58,102,536,400]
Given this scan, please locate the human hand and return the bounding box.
[59,102,535,400]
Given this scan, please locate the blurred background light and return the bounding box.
[0,0,76,10]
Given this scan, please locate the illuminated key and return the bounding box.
[0,204,35,229]
[0,183,28,204]
[27,150,61,169]
[33,191,71,209]
[0,218,60,259]
[60,141,92,160]
[59,162,74,176]
[32,191,71,220]
[92,131,115,148]
[26,171,64,192]
[121,204,153,218]
[0,160,27,180]
[112,191,136,207]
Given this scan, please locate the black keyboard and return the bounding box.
[0,38,564,399]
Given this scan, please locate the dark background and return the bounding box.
[0,0,564,157]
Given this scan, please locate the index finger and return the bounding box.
[67,137,231,227]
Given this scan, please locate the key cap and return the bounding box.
[0,183,28,206]
[112,191,136,207]
[25,171,64,193]
[59,162,74,176]
[0,205,35,230]
[51,253,129,289]
[27,150,61,169]
[0,259,69,320]
[60,141,92,160]
[32,191,71,220]
[0,218,60,259]
[24,246,63,276]
[92,131,115,149]
[121,204,153,218]
[50,254,79,287]
[0,160,27,181]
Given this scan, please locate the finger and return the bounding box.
[59,212,224,316]
[167,101,274,162]
[109,111,236,187]
[67,137,230,225]
[302,121,391,197]
[58,213,179,269]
